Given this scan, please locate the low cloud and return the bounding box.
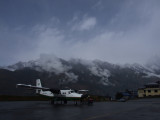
[89,63,111,85]
[65,72,78,83]
[0,0,160,66]
[37,54,71,74]
[30,3,160,65]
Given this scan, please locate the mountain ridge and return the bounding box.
[0,56,160,96]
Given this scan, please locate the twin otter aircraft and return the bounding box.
[16,79,92,105]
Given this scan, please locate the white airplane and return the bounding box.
[16,79,91,104]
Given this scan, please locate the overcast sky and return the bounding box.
[0,0,160,66]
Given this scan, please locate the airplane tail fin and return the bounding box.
[36,79,42,87]
[17,79,51,96]
[36,79,42,94]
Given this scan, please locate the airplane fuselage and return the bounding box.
[37,89,83,100]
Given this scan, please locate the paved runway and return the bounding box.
[0,98,160,120]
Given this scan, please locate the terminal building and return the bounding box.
[138,81,160,98]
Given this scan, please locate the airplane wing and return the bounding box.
[16,84,50,91]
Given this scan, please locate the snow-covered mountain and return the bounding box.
[1,55,160,96]
[4,55,160,81]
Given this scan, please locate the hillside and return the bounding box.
[0,56,160,96]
